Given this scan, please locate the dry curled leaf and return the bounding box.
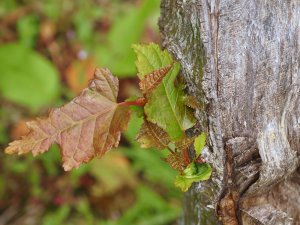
[136,120,169,149]
[139,63,173,94]
[5,68,130,171]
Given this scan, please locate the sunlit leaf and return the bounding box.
[194,132,206,157]
[133,43,173,79]
[174,162,212,192]
[5,68,130,171]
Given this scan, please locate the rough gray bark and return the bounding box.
[159,1,300,225]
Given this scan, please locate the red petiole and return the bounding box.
[118,97,147,107]
[184,147,190,166]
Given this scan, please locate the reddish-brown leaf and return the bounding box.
[175,136,195,151]
[5,68,130,171]
[136,120,169,149]
[163,151,185,173]
[139,63,173,94]
[185,96,202,109]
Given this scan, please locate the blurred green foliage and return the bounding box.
[96,0,160,76]
[0,43,60,111]
[17,14,39,48]
[0,0,182,224]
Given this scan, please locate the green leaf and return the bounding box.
[194,132,207,157]
[174,162,212,192]
[133,43,173,79]
[133,43,195,140]
[0,43,60,111]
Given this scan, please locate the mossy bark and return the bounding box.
[159,1,300,224]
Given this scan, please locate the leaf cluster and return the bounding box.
[5,43,211,191]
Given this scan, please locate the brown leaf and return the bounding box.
[163,151,185,173]
[136,120,169,149]
[185,96,202,109]
[5,68,130,171]
[175,136,195,151]
[139,63,173,94]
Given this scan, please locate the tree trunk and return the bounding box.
[159,1,300,224]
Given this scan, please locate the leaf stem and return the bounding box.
[184,147,190,166]
[118,98,147,107]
